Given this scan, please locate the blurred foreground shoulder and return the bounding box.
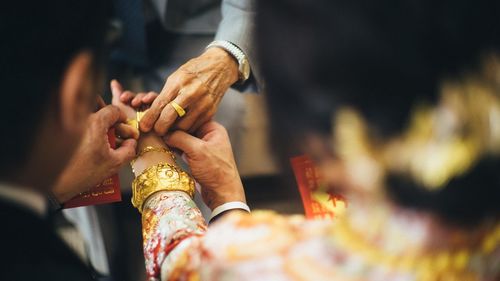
[199,211,335,280]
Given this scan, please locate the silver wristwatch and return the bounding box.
[207,40,251,83]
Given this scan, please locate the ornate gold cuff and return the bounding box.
[132,163,195,213]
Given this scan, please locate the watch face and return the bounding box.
[240,57,250,81]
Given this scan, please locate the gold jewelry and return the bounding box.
[131,163,195,212]
[333,56,500,191]
[130,146,176,168]
[169,101,186,117]
[126,119,139,131]
[328,215,500,279]
[137,146,176,160]
[136,109,148,123]
[126,109,149,140]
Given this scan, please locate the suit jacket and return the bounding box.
[150,0,260,89]
[0,199,96,281]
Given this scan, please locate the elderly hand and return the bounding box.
[140,48,239,135]
[164,121,245,210]
[53,105,137,203]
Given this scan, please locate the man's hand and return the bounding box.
[164,121,245,210]
[140,48,239,135]
[53,105,137,203]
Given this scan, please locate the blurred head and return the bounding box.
[258,0,500,226]
[0,1,110,189]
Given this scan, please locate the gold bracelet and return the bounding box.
[137,146,176,160]
[130,146,176,168]
[131,163,195,213]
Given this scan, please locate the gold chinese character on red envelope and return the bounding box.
[290,155,346,219]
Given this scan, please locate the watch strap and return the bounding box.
[206,40,250,82]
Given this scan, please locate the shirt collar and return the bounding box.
[0,183,47,216]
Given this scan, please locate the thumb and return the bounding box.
[110,79,123,105]
[164,130,204,157]
[110,138,137,165]
[95,105,127,131]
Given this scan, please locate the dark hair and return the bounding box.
[258,0,500,225]
[0,1,110,178]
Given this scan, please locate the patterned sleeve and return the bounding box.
[141,191,207,281]
[141,191,333,281]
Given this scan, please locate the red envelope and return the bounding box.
[290,155,346,219]
[63,129,122,209]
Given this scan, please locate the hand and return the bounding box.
[140,48,239,135]
[110,80,175,176]
[111,80,158,116]
[53,105,137,203]
[164,121,245,210]
[110,80,159,140]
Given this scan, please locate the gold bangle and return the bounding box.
[131,163,195,213]
[130,146,176,167]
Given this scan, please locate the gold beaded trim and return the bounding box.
[130,146,176,168]
[131,163,195,213]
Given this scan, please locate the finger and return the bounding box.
[154,85,205,135]
[110,138,137,165]
[164,130,204,156]
[195,120,226,139]
[140,77,184,132]
[115,123,139,140]
[140,72,195,132]
[96,105,127,130]
[120,91,135,103]
[110,80,124,103]
[131,93,147,108]
[174,98,212,132]
[140,95,171,133]
[189,114,212,134]
[142,92,159,105]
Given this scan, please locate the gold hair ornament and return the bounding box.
[333,55,500,191]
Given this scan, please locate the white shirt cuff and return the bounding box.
[209,201,250,222]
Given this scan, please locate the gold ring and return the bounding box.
[169,101,186,117]
[136,109,148,123]
[126,118,139,131]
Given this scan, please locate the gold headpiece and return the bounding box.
[334,55,500,191]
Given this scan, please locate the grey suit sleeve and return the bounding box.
[215,0,260,92]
